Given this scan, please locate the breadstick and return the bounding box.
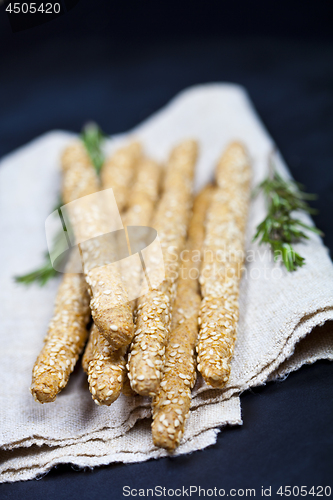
[31,257,91,403]
[151,185,213,451]
[30,142,99,403]
[197,142,251,388]
[120,157,163,393]
[129,140,198,397]
[84,324,127,405]
[79,142,142,351]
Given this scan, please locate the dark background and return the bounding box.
[0,1,332,497]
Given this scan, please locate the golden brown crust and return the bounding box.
[197,142,251,388]
[62,141,133,352]
[87,265,134,351]
[151,301,199,451]
[30,142,99,403]
[129,140,198,397]
[120,158,164,394]
[86,324,126,405]
[76,142,142,351]
[30,270,90,403]
[151,185,213,451]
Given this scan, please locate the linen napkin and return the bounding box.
[0,84,332,483]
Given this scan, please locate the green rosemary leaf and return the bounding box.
[253,157,322,272]
[15,258,59,286]
[81,122,105,175]
[293,219,323,234]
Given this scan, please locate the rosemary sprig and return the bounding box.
[253,156,322,272]
[81,122,105,175]
[15,261,58,286]
[16,123,105,286]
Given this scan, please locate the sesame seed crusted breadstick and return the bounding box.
[30,258,91,403]
[62,143,131,353]
[151,311,198,450]
[129,140,198,397]
[63,141,139,376]
[120,157,163,394]
[151,185,213,451]
[30,142,100,403]
[79,143,143,352]
[86,324,127,405]
[197,142,251,388]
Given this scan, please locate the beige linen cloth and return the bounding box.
[1,84,332,483]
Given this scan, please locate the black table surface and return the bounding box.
[0,2,333,497]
